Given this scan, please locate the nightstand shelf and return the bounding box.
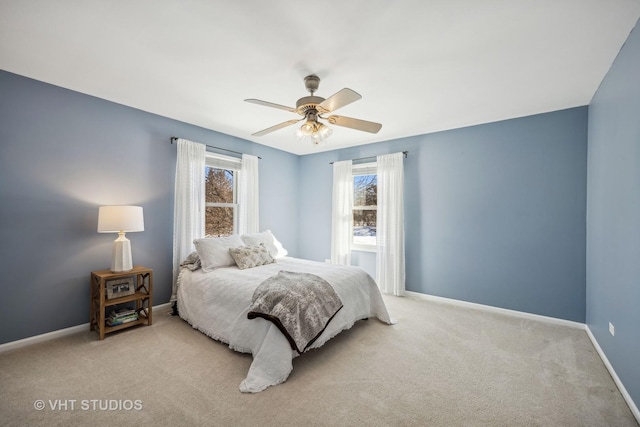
[102,291,151,306]
[90,266,153,340]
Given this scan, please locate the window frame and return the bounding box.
[351,161,377,252]
[204,152,241,237]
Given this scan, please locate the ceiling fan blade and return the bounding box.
[245,99,297,113]
[326,115,382,134]
[317,88,362,113]
[252,119,302,136]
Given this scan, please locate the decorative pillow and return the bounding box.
[180,251,201,271]
[194,235,245,272]
[240,230,288,259]
[228,243,275,270]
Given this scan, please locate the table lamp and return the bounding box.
[97,206,144,272]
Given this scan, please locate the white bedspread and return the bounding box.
[177,257,393,392]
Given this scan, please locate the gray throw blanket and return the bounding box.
[247,271,343,353]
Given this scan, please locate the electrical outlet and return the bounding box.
[609,322,615,336]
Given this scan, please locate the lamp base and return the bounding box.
[111,232,133,273]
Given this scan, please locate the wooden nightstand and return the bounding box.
[90,266,153,340]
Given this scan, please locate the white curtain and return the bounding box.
[376,152,405,295]
[171,139,205,302]
[238,154,259,235]
[331,160,353,265]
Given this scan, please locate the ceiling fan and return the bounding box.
[245,75,382,145]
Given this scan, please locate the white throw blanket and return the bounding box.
[177,257,393,392]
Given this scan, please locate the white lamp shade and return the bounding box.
[98,206,144,272]
[97,206,144,233]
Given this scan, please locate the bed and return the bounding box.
[177,253,393,393]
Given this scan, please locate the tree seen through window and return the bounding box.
[205,167,236,237]
[353,174,377,246]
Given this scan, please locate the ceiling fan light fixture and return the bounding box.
[311,131,323,145]
[318,123,332,139]
[300,121,315,136]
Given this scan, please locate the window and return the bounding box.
[352,162,377,249]
[204,153,241,237]
[205,167,236,237]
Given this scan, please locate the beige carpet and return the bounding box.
[0,294,637,427]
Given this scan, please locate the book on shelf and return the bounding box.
[106,305,139,326]
[109,307,136,318]
[107,313,139,326]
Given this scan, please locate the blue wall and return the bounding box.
[298,107,588,322]
[0,70,299,344]
[587,20,640,407]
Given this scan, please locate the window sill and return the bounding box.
[352,245,376,253]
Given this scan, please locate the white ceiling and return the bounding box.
[1,1,639,155]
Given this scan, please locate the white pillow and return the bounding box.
[194,235,244,272]
[240,230,288,259]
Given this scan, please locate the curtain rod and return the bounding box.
[170,137,261,159]
[329,151,408,165]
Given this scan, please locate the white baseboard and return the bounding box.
[404,291,585,329]
[585,325,640,424]
[0,323,90,354]
[0,302,172,354]
[403,291,639,423]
